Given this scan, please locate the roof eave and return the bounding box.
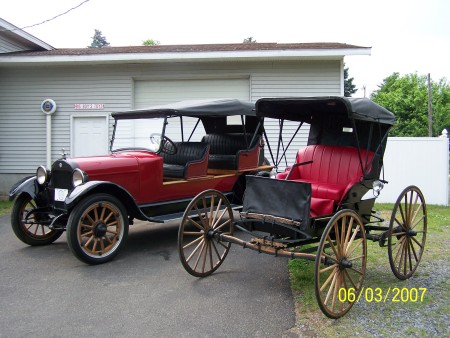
[0,18,54,51]
[0,47,371,65]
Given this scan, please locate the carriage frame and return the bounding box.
[177,97,427,318]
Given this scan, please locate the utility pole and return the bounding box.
[427,73,433,136]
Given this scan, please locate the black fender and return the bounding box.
[9,176,40,201]
[65,181,160,222]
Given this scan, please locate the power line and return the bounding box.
[1,0,91,33]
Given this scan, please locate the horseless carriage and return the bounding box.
[177,96,427,318]
[9,99,270,264]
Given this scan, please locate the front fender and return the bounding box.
[9,176,40,201]
[64,181,152,221]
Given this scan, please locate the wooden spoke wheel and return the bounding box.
[11,194,63,246]
[67,194,129,264]
[314,210,367,319]
[178,190,234,277]
[388,186,427,280]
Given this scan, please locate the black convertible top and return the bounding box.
[255,97,395,125]
[112,99,255,120]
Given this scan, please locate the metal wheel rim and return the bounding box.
[315,210,367,319]
[19,197,56,240]
[388,186,427,280]
[76,201,125,258]
[178,190,233,277]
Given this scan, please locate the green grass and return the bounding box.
[0,200,12,217]
[288,203,450,336]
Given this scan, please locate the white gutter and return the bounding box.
[0,48,371,65]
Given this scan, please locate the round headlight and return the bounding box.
[36,166,49,185]
[72,169,87,187]
[372,180,384,196]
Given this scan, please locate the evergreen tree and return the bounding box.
[89,29,110,48]
[344,65,357,97]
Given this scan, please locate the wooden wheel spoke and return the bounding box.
[81,230,93,237]
[211,198,222,227]
[202,198,209,227]
[194,205,207,229]
[188,216,206,231]
[200,241,210,272]
[183,231,204,236]
[211,240,222,261]
[333,222,342,256]
[347,254,365,262]
[187,239,205,265]
[411,215,425,230]
[214,219,231,232]
[346,238,363,257]
[409,238,419,262]
[407,238,413,272]
[398,203,407,229]
[183,235,203,250]
[344,217,354,249]
[410,235,424,249]
[324,273,337,305]
[321,252,339,264]
[344,269,357,289]
[209,196,215,227]
[320,267,337,292]
[212,208,228,229]
[326,235,339,259]
[103,210,114,224]
[320,264,338,274]
[347,267,364,276]
[345,224,360,253]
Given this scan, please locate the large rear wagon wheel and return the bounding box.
[388,186,427,280]
[314,210,367,319]
[11,194,63,246]
[178,190,234,277]
[66,194,129,265]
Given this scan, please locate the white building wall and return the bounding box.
[376,136,449,206]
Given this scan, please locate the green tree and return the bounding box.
[142,39,160,46]
[371,73,450,136]
[88,29,110,48]
[344,65,357,97]
[243,37,256,43]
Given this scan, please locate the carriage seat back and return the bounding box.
[201,133,261,170]
[162,142,209,179]
[276,145,374,216]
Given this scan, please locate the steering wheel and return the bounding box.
[150,133,177,155]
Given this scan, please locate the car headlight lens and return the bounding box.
[36,166,50,185]
[72,169,87,187]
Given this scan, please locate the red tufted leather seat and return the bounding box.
[276,145,374,217]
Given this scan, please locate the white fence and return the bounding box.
[376,134,449,206]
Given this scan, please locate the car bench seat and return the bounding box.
[201,133,261,170]
[161,142,209,179]
[276,145,374,217]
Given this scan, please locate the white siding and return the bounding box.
[0,60,341,181]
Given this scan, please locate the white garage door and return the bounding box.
[134,78,250,108]
[116,78,251,147]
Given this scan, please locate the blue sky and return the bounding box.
[3,0,449,95]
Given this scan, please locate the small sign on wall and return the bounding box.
[74,103,105,110]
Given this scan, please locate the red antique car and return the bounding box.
[9,99,268,264]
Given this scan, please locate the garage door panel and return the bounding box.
[132,78,250,143]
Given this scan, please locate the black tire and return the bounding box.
[11,194,63,246]
[66,193,129,265]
